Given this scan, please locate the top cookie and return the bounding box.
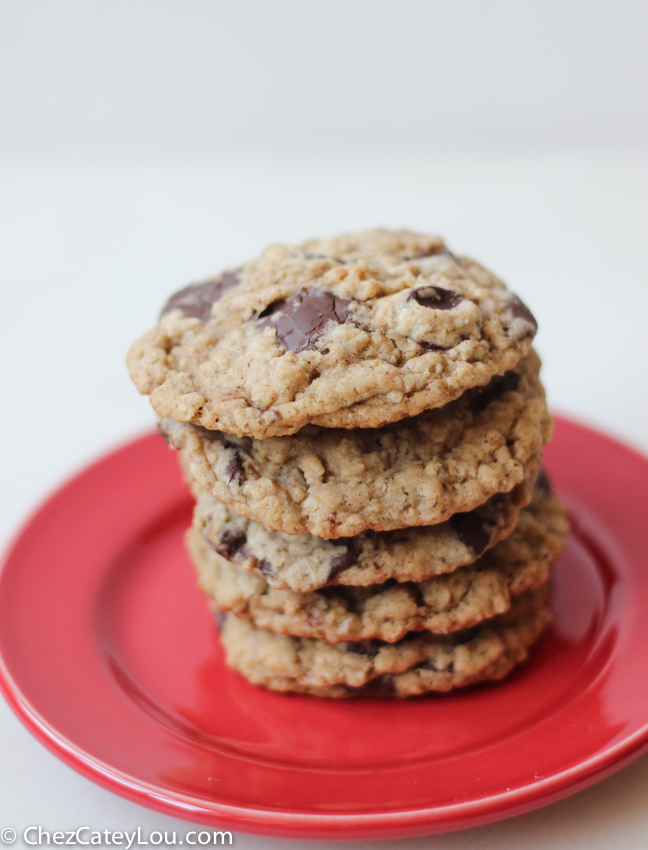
[127,230,538,438]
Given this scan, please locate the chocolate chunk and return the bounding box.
[215,527,247,560]
[257,559,276,579]
[196,425,220,442]
[449,512,492,557]
[409,286,464,311]
[257,287,353,353]
[160,271,240,321]
[418,340,449,351]
[407,583,426,608]
[327,539,358,582]
[343,639,384,658]
[225,450,243,485]
[536,468,552,493]
[469,370,520,415]
[507,294,537,332]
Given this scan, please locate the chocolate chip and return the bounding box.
[507,294,537,332]
[327,539,358,582]
[536,468,552,493]
[343,639,384,658]
[469,370,520,415]
[257,559,276,579]
[225,450,243,485]
[449,512,493,557]
[409,286,464,311]
[215,527,247,560]
[160,271,240,321]
[257,287,353,353]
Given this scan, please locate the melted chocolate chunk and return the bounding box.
[507,294,538,332]
[327,539,358,582]
[343,639,384,658]
[257,287,353,353]
[225,450,243,485]
[469,370,520,415]
[215,527,247,560]
[409,285,464,311]
[257,559,276,579]
[160,271,240,321]
[449,512,492,557]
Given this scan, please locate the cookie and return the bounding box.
[127,230,538,438]
[218,593,550,698]
[193,474,537,593]
[188,478,566,643]
[490,470,568,598]
[160,350,551,538]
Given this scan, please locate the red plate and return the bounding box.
[1,417,648,839]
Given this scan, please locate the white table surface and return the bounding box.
[1,150,647,848]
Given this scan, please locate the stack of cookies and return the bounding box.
[127,230,568,698]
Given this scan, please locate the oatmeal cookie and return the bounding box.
[161,351,551,538]
[193,474,537,593]
[189,478,566,643]
[218,593,550,697]
[128,230,538,438]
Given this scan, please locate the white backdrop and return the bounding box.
[1,0,647,155]
[1,2,648,848]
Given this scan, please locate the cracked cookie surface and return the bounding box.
[193,474,537,593]
[189,477,566,643]
[218,595,550,698]
[161,350,551,538]
[127,230,538,438]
